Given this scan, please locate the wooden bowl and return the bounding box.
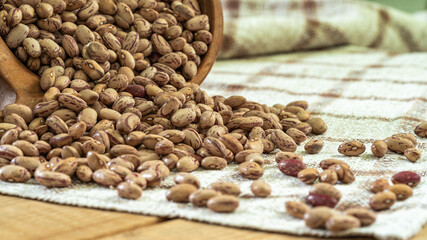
[0,0,223,110]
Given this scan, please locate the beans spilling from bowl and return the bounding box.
[0,0,329,214]
[0,0,425,233]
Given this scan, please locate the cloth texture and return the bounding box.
[1,46,426,240]
[219,0,427,59]
[1,0,427,239]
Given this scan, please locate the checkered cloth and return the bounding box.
[219,0,427,59]
[1,1,427,240]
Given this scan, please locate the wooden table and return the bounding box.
[0,195,425,240]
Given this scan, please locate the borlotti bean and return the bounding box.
[369,178,390,193]
[190,189,221,207]
[298,168,319,184]
[403,148,422,162]
[250,180,271,197]
[371,140,388,157]
[338,141,366,156]
[344,208,376,226]
[388,184,413,201]
[309,183,342,202]
[166,183,197,203]
[391,171,421,187]
[286,201,311,219]
[117,182,142,200]
[414,122,427,137]
[369,191,396,211]
[304,139,324,154]
[207,195,239,213]
[304,207,337,229]
[326,215,361,232]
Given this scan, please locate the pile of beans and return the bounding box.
[369,171,420,209]
[0,0,328,213]
[286,201,376,232]
[1,0,211,83]
[336,132,423,162]
[0,0,425,233]
[278,129,424,231]
[285,169,421,231]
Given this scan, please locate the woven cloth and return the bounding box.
[1,46,426,240]
[1,0,427,240]
[219,0,427,59]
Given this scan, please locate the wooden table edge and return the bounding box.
[1,194,426,240]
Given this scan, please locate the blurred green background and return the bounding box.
[370,0,426,12]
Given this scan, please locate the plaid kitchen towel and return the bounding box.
[1,0,427,240]
[219,0,427,58]
[1,46,426,240]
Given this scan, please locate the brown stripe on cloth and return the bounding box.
[310,111,424,123]
[351,169,427,177]
[211,70,427,85]
[293,54,392,111]
[317,21,348,46]
[224,0,241,18]
[369,9,390,48]
[390,18,421,52]
[397,99,426,133]
[282,61,427,70]
[221,0,247,57]
[202,81,427,102]
[244,58,304,84]
[319,137,427,149]
[337,203,427,213]
[292,0,319,50]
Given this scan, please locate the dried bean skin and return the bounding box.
[304,139,324,154]
[328,164,355,184]
[238,161,263,179]
[166,183,197,203]
[338,141,365,156]
[117,182,142,200]
[250,180,271,197]
[275,151,302,163]
[304,207,336,229]
[306,193,338,208]
[388,184,413,200]
[208,182,240,196]
[369,191,396,211]
[298,168,319,184]
[385,136,414,153]
[414,122,427,137]
[207,195,239,213]
[306,118,327,135]
[278,159,306,177]
[391,171,421,187]
[0,165,31,183]
[404,148,421,162]
[92,169,122,187]
[311,180,342,201]
[286,201,311,219]
[173,172,200,188]
[319,169,338,185]
[319,159,348,170]
[190,189,221,207]
[371,140,387,157]
[345,208,376,226]
[369,179,390,193]
[326,215,361,232]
